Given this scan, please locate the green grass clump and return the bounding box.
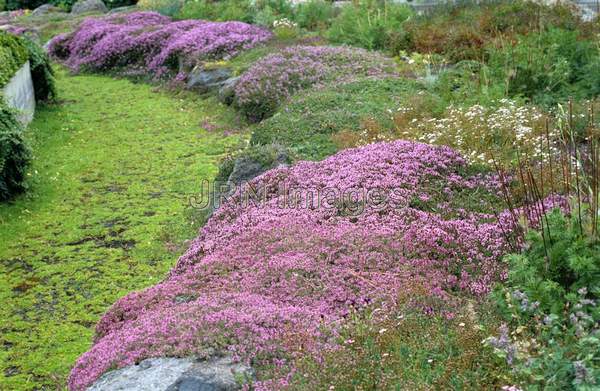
[0,68,242,390]
[250,77,423,161]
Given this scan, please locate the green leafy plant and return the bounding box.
[176,0,254,22]
[489,208,600,389]
[0,101,31,201]
[294,0,334,30]
[327,0,413,51]
[21,37,56,102]
[0,32,28,89]
[486,29,600,107]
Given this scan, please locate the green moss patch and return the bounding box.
[0,68,242,390]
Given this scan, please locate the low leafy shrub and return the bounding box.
[4,0,44,10]
[68,140,522,390]
[234,45,397,121]
[327,0,413,51]
[489,208,600,389]
[52,0,133,12]
[174,0,294,25]
[294,0,333,30]
[176,0,253,22]
[0,31,28,88]
[21,37,56,102]
[431,61,506,106]
[0,102,31,201]
[249,0,294,27]
[0,33,54,202]
[486,28,600,107]
[251,77,423,160]
[48,12,272,79]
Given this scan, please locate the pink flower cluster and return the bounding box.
[234,45,397,121]
[68,140,534,390]
[47,12,272,78]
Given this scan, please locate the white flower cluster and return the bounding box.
[273,18,298,29]
[380,99,560,164]
[393,99,559,165]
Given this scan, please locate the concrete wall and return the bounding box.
[2,61,36,125]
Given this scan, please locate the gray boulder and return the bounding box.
[187,67,232,92]
[71,0,108,15]
[227,145,290,188]
[88,356,254,391]
[217,76,239,105]
[31,4,66,18]
[107,5,137,14]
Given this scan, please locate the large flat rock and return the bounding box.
[88,356,254,391]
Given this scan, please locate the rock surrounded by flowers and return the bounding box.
[234,45,398,121]
[47,12,272,78]
[68,140,528,390]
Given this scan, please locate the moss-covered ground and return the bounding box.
[0,69,242,390]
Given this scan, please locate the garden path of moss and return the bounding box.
[0,68,243,390]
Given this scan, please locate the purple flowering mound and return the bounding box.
[234,45,398,121]
[47,12,272,78]
[67,140,533,390]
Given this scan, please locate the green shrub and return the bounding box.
[22,37,57,102]
[252,0,294,27]
[501,209,599,313]
[294,0,334,30]
[176,0,253,22]
[251,77,422,161]
[486,28,600,107]
[0,101,31,201]
[0,0,6,11]
[175,0,293,25]
[1,32,56,102]
[0,32,29,89]
[489,207,600,389]
[327,0,413,51]
[431,61,507,106]
[5,0,44,10]
[0,34,55,202]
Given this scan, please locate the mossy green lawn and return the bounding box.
[0,69,242,390]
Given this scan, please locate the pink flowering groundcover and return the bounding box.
[66,140,569,390]
[47,11,272,79]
